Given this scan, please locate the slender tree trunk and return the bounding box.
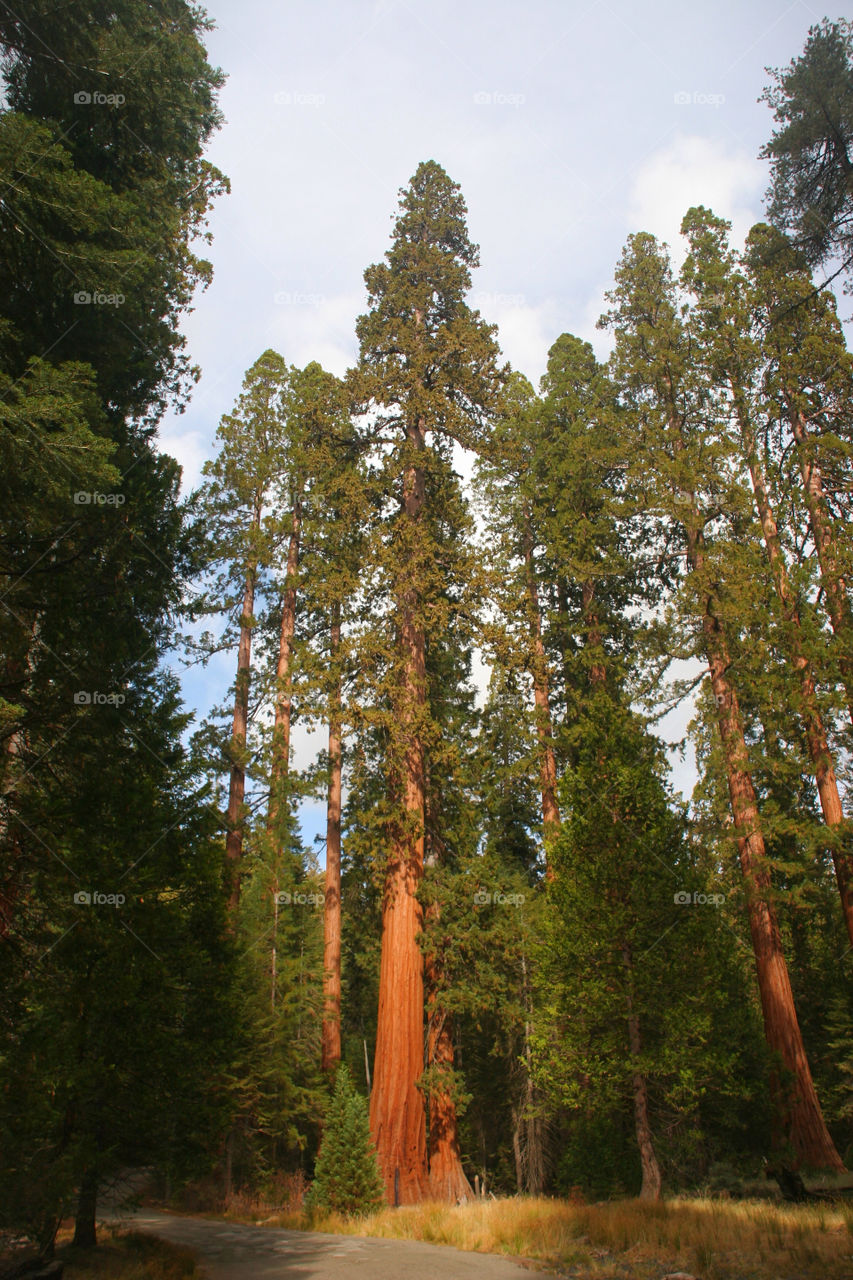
[424,892,472,1201]
[268,496,302,843]
[322,601,343,1074]
[522,514,559,876]
[225,530,259,914]
[687,519,844,1169]
[370,419,429,1204]
[738,409,853,946]
[516,944,547,1193]
[621,942,662,1201]
[788,403,853,725]
[73,1167,98,1248]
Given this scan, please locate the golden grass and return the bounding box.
[58,1230,200,1280]
[253,1195,853,1279]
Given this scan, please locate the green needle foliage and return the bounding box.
[306,1066,384,1218]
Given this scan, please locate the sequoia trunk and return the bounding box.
[321,601,343,1073]
[739,409,853,947]
[369,420,429,1203]
[789,403,853,727]
[268,496,302,844]
[225,536,258,913]
[688,519,844,1169]
[522,514,559,875]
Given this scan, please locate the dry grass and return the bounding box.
[250,1194,853,1279]
[58,1230,200,1280]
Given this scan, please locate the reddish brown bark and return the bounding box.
[321,602,343,1074]
[622,942,662,1201]
[225,543,258,914]
[267,495,302,843]
[688,519,843,1169]
[522,515,559,877]
[739,409,853,946]
[369,419,429,1204]
[425,995,472,1200]
[424,893,472,1201]
[788,403,853,725]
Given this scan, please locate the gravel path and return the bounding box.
[122,1209,541,1280]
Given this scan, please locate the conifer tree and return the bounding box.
[600,230,844,1171]
[307,1066,384,1217]
[761,18,853,282]
[351,159,505,1202]
[193,350,288,910]
[680,207,853,948]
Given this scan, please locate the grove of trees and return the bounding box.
[3,5,853,1248]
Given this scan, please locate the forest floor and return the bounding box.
[56,1229,200,1280]
[213,1193,853,1279]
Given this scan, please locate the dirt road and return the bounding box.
[125,1209,540,1280]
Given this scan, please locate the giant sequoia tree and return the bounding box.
[351,160,505,1202]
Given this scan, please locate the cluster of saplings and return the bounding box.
[3,0,853,1252]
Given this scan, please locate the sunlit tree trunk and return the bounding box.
[369,420,429,1204]
[738,405,853,946]
[322,601,343,1073]
[225,519,259,914]
[268,496,302,844]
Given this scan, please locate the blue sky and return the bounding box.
[159,0,851,844]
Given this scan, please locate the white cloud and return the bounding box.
[157,427,210,494]
[627,134,765,262]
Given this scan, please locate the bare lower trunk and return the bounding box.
[322,603,343,1074]
[513,945,547,1194]
[426,1006,472,1200]
[268,500,301,843]
[225,548,257,914]
[523,515,559,876]
[73,1167,98,1248]
[740,417,853,946]
[622,942,661,1201]
[692,522,843,1169]
[789,404,853,726]
[370,424,429,1204]
[424,897,472,1201]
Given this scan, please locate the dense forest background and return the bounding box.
[3,2,853,1249]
